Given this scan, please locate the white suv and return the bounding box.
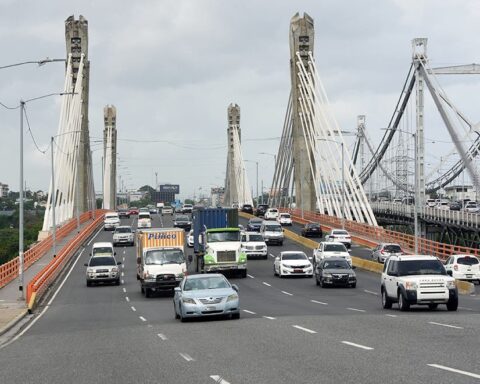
[264,208,279,220]
[381,255,458,311]
[103,212,120,231]
[313,242,351,266]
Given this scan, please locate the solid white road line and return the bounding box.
[428,364,480,379]
[125,297,130,302]
[310,300,328,305]
[347,307,366,313]
[243,310,256,315]
[122,288,126,293]
[341,341,374,350]
[179,353,195,362]
[87,227,104,245]
[139,316,147,322]
[281,291,293,296]
[428,321,463,330]
[131,306,136,312]
[262,282,271,287]
[157,333,168,341]
[385,314,397,318]
[292,325,317,334]
[247,274,255,279]
[269,253,276,258]
[364,289,379,296]
[210,375,231,384]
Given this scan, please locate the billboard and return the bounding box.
[160,184,180,194]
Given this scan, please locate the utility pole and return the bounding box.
[341,142,345,230]
[51,136,57,257]
[155,172,158,191]
[18,101,25,299]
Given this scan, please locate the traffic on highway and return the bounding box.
[1,207,479,384]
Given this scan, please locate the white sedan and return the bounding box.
[325,229,352,249]
[444,254,480,283]
[313,241,351,266]
[277,212,292,226]
[273,251,313,278]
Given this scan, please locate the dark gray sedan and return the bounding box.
[173,274,240,322]
[315,257,356,288]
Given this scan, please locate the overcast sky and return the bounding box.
[1,0,479,200]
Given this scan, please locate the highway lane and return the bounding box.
[0,213,479,384]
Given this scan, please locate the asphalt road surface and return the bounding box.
[0,214,479,384]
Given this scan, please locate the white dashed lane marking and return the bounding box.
[139,316,147,322]
[262,282,271,287]
[428,364,480,379]
[292,325,317,334]
[310,300,328,305]
[122,288,126,293]
[385,314,397,318]
[157,333,168,340]
[247,274,255,279]
[281,291,293,296]
[341,341,374,350]
[131,306,136,312]
[364,289,379,296]
[179,353,195,362]
[243,310,256,315]
[262,316,276,320]
[346,307,366,313]
[210,376,231,384]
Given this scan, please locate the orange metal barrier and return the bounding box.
[0,210,101,289]
[26,210,106,309]
[285,208,480,260]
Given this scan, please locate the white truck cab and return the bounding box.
[381,255,458,311]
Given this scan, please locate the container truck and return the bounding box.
[136,228,186,297]
[193,207,247,277]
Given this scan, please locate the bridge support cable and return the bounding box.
[419,61,480,192]
[42,54,85,231]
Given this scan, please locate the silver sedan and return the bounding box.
[173,274,240,322]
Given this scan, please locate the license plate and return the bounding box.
[205,306,216,311]
[294,269,303,273]
[466,275,472,278]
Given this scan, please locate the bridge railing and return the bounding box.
[26,210,106,310]
[0,211,99,289]
[286,208,480,260]
[371,202,479,228]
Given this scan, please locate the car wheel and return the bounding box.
[279,268,284,278]
[279,241,283,246]
[115,279,120,286]
[315,276,320,286]
[144,288,152,298]
[428,303,438,310]
[273,265,278,276]
[240,270,247,278]
[446,297,458,311]
[319,278,325,288]
[377,256,381,263]
[350,283,356,288]
[398,291,410,311]
[231,313,240,320]
[381,288,392,309]
[86,281,92,287]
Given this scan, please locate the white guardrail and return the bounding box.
[370,202,480,229]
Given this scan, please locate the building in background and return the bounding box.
[0,183,9,197]
[444,185,476,201]
[151,184,180,206]
[211,187,225,207]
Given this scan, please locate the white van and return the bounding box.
[260,220,284,246]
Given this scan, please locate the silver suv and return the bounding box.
[113,226,135,247]
[85,255,122,286]
[381,255,458,311]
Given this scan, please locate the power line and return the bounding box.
[23,104,49,154]
[0,101,20,110]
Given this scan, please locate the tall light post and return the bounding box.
[259,152,277,164]
[317,138,346,229]
[244,160,258,207]
[382,128,419,253]
[0,58,66,299]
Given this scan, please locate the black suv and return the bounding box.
[255,204,269,217]
[241,204,254,214]
[301,223,323,238]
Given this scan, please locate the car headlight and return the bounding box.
[182,297,196,304]
[446,280,456,289]
[227,294,238,302]
[404,281,418,290]
[282,263,291,268]
[111,267,119,273]
[349,273,356,277]
[144,271,155,279]
[175,272,184,278]
[323,273,332,278]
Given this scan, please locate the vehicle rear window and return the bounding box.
[93,247,113,255]
[398,260,446,276]
[250,219,263,224]
[89,257,116,266]
[333,230,348,235]
[265,225,282,232]
[307,223,320,229]
[457,257,479,265]
[282,253,307,260]
[280,214,291,218]
[115,227,132,233]
[384,245,402,253]
[324,244,347,252]
[175,215,189,221]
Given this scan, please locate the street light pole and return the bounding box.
[413,132,419,254]
[50,136,57,257]
[341,142,345,230]
[18,101,25,299]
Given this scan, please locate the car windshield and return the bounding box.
[248,234,264,242]
[175,215,189,221]
[307,224,320,229]
[282,253,307,260]
[89,257,116,266]
[324,260,350,269]
[206,231,240,242]
[183,276,229,291]
[384,245,401,253]
[457,257,479,265]
[249,219,262,224]
[398,260,446,276]
[324,244,347,252]
[115,227,132,233]
[145,249,185,265]
[93,247,113,255]
[139,213,150,219]
[332,230,348,235]
[266,225,282,232]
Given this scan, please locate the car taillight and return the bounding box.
[380,250,385,254]
[453,265,458,271]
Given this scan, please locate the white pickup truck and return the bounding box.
[381,255,458,311]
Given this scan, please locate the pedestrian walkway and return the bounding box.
[0,221,91,335]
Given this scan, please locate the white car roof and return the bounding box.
[263,220,281,225]
[388,255,438,261]
[105,212,118,217]
[321,241,346,246]
[281,251,306,255]
[93,242,114,248]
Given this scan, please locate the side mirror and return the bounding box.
[308,256,313,261]
[114,252,117,256]
[132,230,136,233]
[136,257,141,264]
[352,265,357,270]
[275,257,280,261]
[348,249,352,253]
[231,284,239,292]
[174,287,181,293]
[89,252,92,256]
[117,261,122,265]
[84,263,88,267]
